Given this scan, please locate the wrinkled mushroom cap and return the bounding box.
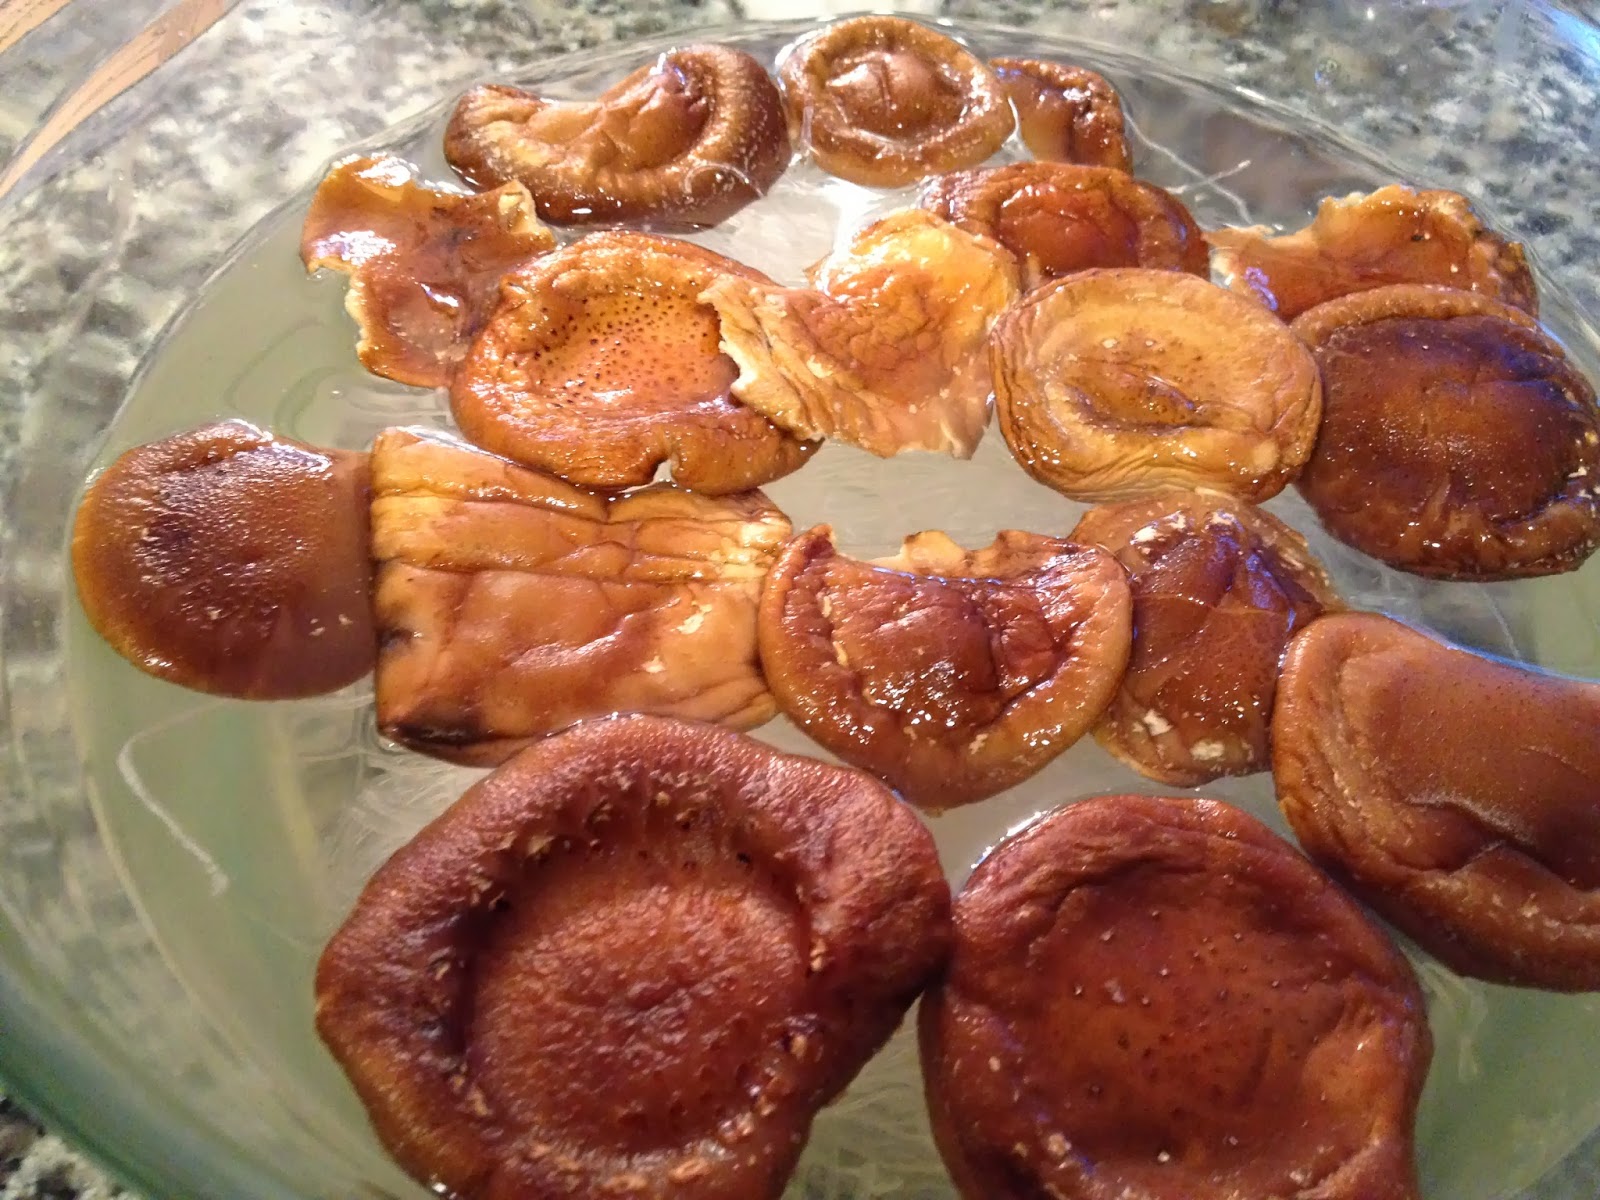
[759,525,1132,810]
[1071,489,1340,786]
[1274,612,1600,991]
[1210,184,1538,321]
[316,715,951,1200]
[301,154,555,388]
[445,45,791,228]
[72,420,374,699]
[990,57,1132,172]
[993,267,1322,501]
[922,162,1207,288]
[1292,284,1600,579]
[451,231,816,494]
[704,209,1021,459]
[778,16,1013,187]
[921,793,1431,1200]
[370,427,791,765]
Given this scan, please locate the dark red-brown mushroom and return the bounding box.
[72,420,374,699]
[316,715,951,1200]
[921,794,1431,1200]
[445,45,790,228]
[1274,612,1600,991]
[1293,284,1600,579]
[777,16,1013,187]
[990,57,1132,172]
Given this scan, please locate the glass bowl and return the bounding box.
[2,3,1598,1199]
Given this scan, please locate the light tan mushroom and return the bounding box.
[444,45,790,227]
[704,209,1022,459]
[369,427,790,765]
[301,154,555,388]
[992,268,1321,501]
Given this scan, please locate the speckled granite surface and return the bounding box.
[1,2,1598,1199]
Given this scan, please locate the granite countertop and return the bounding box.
[1,1,1598,1199]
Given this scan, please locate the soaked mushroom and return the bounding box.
[371,428,789,765]
[1071,490,1339,786]
[301,154,555,388]
[72,420,374,699]
[921,794,1431,1200]
[1209,185,1537,321]
[777,16,1013,187]
[1293,284,1600,579]
[759,527,1132,811]
[444,45,790,228]
[1274,612,1600,991]
[993,268,1321,501]
[990,57,1132,171]
[317,715,951,1200]
[704,209,1022,459]
[921,163,1207,289]
[451,232,815,494]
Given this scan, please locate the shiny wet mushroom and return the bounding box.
[451,232,816,494]
[990,57,1132,172]
[704,209,1021,459]
[72,420,375,699]
[777,16,1013,187]
[371,428,789,765]
[1071,489,1340,786]
[1274,612,1600,991]
[1209,184,1537,321]
[316,715,951,1200]
[992,267,1321,501]
[445,45,790,228]
[759,526,1132,811]
[921,794,1431,1200]
[1292,284,1600,580]
[301,154,555,389]
[921,162,1207,289]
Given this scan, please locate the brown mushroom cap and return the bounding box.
[301,154,556,388]
[777,16,1013,188]
[921,794,1431,1200]
[704,209,1021,459]
[759,526,1132,811]
[370,427,790,765]
[1273,612,1600,991]
[451,231,815,494]
[1209,185,1537,321]
[990,58,1132,172]
[316,715,951,1200]
[444,45,790,228]
[1071,490,1340,786]
[993,268,1322,502]
[72,420,374,699]
[921,162,1207,288]
[1292,284,1600,579]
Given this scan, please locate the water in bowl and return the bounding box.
[63,19,1600,1200]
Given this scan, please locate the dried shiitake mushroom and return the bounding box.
[1210,185,1537,321]
[760,527,1132,811]
[993,268,1321,501]
[922,794,1431,1200]
[777,16,1013,187]
[452,232,815,494]
[1293,284,1600,579]
[444,45,790,228]
[371,428,789,765]
[705,209,1021,459]
[301,154,555,388]
[1071,490,1339,786]
[72,420,374,699]
[1274,612,1600,991]
[921,163,1207,289]
[317,715,951,1200]
[990,58,1132,171]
